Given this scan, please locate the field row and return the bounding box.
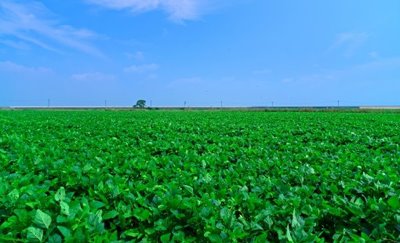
[0,111,399,242]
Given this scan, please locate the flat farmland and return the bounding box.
[0,110,399,242]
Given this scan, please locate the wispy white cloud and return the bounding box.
[0,0,103,56]
[352,56,400,71]
[86,0,207,21]
[368,51,379,59]
[71,72,116,81]
[0,60,51,73]
[281,78,295,84]
[124,63,159,73]
[280,56,400,85]
[125,51,145,61]
[168,76,202,87]
[0,39,30,50]
[329,32,369,57]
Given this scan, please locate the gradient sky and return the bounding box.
[1,0,400,107]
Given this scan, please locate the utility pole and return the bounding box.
[105,99,107,108]
[337,100,340,107]
[47,99,50,108]
[184,101,187,108]
[272,101,274,107]
[220,100,223,108]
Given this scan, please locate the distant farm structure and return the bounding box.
[1,106,400,111]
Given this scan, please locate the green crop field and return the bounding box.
[0,110,399,242]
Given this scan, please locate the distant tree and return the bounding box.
[134,99,146,108]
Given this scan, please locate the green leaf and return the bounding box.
[388,196,400,210]
[90,200,106,210]
[55,187,65,202]
[103,210,119,220]
[172,231,185,241]
[160,233,171,242]
[254,233,268,243]
[33,210,52,229]
[7,189,19,202]
[60,201,70,216]
[57,226,71,238]
[27,227,43,242]
[48,234,62,243]
[291,209,300,228]
[56,215,68,224]
[88,210,105,234]
[286,225,294,242]
[15,209,30,224]
[220,207,230,223]
[26,202,39,209]
[123,229,141,238]
[88,210,103,225]
[0,215,17,230]
[183,185,194,195]
[0,235,21,242]
[205,232,221,241]
[134,209,151,221]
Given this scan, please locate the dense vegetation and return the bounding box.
[0,110,399,242]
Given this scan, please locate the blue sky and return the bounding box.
[1,0,400,107]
